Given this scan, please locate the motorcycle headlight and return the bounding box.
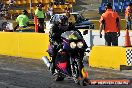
[77,42,83,48]
[70,42,76,49]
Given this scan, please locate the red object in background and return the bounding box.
[34,16,38,32]
[124,29,131,47]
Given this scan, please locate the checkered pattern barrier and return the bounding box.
[126,49,132,66]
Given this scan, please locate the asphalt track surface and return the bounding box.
[0,55,131,88]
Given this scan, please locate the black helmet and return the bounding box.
[59,15,67,24]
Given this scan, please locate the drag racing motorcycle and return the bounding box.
[42,30,89,86]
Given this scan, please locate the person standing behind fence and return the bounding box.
[47,2,53,19]
[35,2,45,33]
[125,3,132,30]
[99,3,121,46]
[8,0,15,9]
[15,10,29,29]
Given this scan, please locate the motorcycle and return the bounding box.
[42,30,89,86]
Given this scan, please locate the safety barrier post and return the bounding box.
[34,15,38,32]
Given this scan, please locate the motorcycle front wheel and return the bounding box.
[71,59,80,84]
[72,58,87,86]
[53,72,64,81]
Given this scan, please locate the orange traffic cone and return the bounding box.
[124,29,131,47]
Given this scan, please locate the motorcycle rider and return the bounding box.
[49,15,87,78]
[49,15,68,74]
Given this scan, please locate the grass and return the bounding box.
[82,10,101,20]
[73,5,86,11]
[75,0,101,5]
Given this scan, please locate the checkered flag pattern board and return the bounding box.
[126,49,132,66]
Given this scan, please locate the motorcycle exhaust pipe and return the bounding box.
[42,56,50,68]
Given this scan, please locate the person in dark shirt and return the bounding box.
[49,15,68,74]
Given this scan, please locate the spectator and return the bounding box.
[35,2,46,33]
[99,3,121,46]
[54,0,65,5]
[125,3,132,30]
[47,2,53,19]
[8,0,15,9]
[0,4,8,18]
[54,0,59,5]
[15,10,29,31]
[0,2,4,10]
[0,2,4,15]
[9,0,15,4]
[60,0,65,5]
[2,22,13,32]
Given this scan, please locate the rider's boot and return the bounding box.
[50,57,56,75]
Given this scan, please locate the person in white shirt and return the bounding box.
[47,2,53,19]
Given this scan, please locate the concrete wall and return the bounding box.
[89,46,127,70]
[80,30,132,70]
[0,32,49,59]
[0,30,131,59]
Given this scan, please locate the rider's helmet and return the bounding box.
[58,15,67,25]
